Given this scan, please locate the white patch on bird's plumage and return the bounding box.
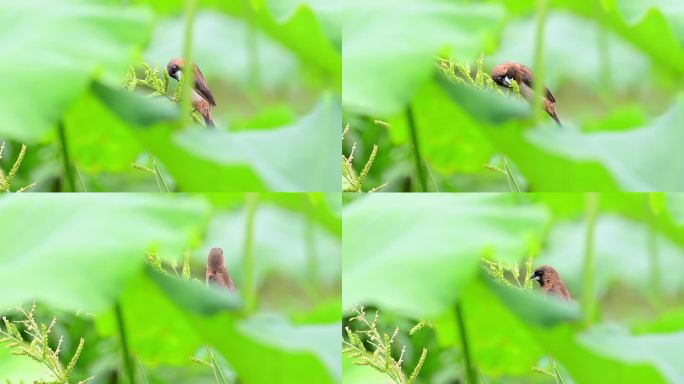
[503,76,512,87]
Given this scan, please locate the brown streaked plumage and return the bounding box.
[206,247,235,291]
[167,58,217,128]
[491,62,562,127]
[530,265,571,301]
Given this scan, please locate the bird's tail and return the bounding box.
[203,114,215,128]
[544,99,563,127]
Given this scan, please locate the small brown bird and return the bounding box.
[529,265,571,301]
[167,58,217,128]
[491,62,562,126]
[206,247,235,291]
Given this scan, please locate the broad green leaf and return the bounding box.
[435,73,530,124]
[0,1,152,142]
[97,271,206,365]
[266,0,342,45]
[64,92,144,174]
[0,194,209,312]
[522,97,684,191]
[132,95,341,192]
[485,275,582,327]
[343,194,549,317]
[343,0,505,116]
[91,81,179,126]
[0,348,50,383]
[667,193,684,225]
[343,355,387,384]
[107,268,340,381]
[147,266,243,315]
[615,0,684,44]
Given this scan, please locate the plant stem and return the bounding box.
[455,302,477,383]
[581,193,600,327]
[548,353,566,384]
[57,122,76,192]
[648,213,662,306]
[115,302,136,384]
[533,0,549,124]
[136,357,150,384]
[305,201,319,291]
[405,106,427,192]
[74,163,88,192]
[151,157,170,192]
[242,193,259,313]
[424,160,438,192]
[500,154,521,192]
[207,346,230,384]
[181,0,198,126]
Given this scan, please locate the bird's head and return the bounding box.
[167,58,184,81]
[491,63,515,88]
[207,247,224,268]
[529,265,559,287]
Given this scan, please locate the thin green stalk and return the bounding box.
[242,193,259,313]
[151,157,170,192]
[207,346,230,384]
[181,0,198,126]
[305,204,319,291]
[424,160,438,192]
[581,193,600,327]
[500,154,521,192]
[455,302,477,383]
[648,217,662,306]
[548,353,566,384]
[135,357,149,384]
[247,15,260,94]
[57,122,76,192]
[115,302,136,384]
[74,163,88,192]
[533,0,549,124]
[405,106,427,191]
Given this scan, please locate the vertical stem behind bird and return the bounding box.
[582,193,600,327]
[533,0,549,124]
[181,0,198,127]
[242,193,259,313]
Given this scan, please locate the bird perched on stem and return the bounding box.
[167,58,217,128]
[491,62,562,126]
[529,265,571,301]
[206,247,235,292]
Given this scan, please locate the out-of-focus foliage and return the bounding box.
[342,0,684,191]
[343,193,684,383]
[0,0,340,192]
[0,193,341,383]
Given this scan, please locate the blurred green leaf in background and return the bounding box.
[0,192,341,383]
[343,193,684,384]
[0,0,341,192]
[342,0,684,192]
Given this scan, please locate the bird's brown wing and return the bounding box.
[193,64,217,106]
[516,64,556,103]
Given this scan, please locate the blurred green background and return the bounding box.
[343,193,684,383]
[0,0,341,192]
[342,0,684,192]
[0,192,341,383]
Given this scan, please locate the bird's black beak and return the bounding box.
[529,273,539,281]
